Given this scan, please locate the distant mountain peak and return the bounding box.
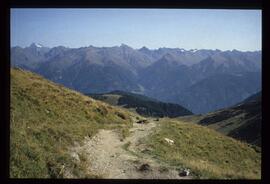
[139,46,150,51]
[54,45,67,49]
[30,43,44,48]
[232,49,240,53]
[120,43,132,48]
[189,49,198,53]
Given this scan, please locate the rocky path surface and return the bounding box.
[68,118,192,179]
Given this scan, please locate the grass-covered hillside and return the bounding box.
[144,119,261,179]
[10,68,261,179]
[88,90,192,118]
[10,68,134,178]
[177,92,261,147]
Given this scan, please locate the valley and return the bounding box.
[9,8,262,180]
[177,92,261,147]
[88,90,192,118]
[11,44,261,114]
[10,68,261,179]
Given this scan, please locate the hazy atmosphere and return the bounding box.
[10,8,262,179]
[11,8,261,51]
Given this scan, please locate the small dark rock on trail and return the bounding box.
[138,164,151,172]
[136,119,149,124]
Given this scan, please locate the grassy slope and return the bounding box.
[89,94,122,107]
[176,99,261,147]
[145,119,261,179]
[10,68,261,179]
[10,68,134,178]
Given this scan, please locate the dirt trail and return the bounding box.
[69,118,191,179]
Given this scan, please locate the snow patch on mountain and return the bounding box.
[35,43,43,48]
[189,49,198,53]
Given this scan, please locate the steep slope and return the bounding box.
[37,61,140,93]
[34,45,151,93]
[10,68,134,178]
[177,92,261,147]
[88,90,193,118]
[138,55,195,101]
[11,44,261,114]
[138,50,261,109]
[11,43,50,70]
[10,68,261,179]
[191,50,261,81]
[241,91,261,103]
[175,72,261,114]
[44,46,70,60]
[138,47,217,66]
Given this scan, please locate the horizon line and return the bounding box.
[11,43,262,52]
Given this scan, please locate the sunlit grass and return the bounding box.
[10,68,133,178]
[145,119,261,179]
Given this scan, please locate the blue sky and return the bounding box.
[11,9,261,51]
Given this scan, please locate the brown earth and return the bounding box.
[68,118,192,179]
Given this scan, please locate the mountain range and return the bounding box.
[10,68,261,179]
[11,43,261,113]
